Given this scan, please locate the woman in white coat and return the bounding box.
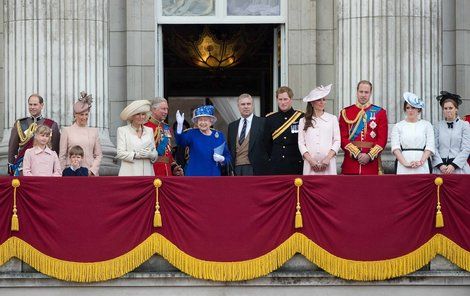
[116,100,157,176]
[298,84,340,175]
[391,92,435,174]
[432,91,470,174]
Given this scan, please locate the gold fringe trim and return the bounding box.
[0,233,469,282]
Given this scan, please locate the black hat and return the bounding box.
[436,91,462,107]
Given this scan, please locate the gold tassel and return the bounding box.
[435,210,444,228]
[153,179,162,227]
[294,178,303,229]
[295,211,303,228]
[434,177,444,228]
[11,179,20,231]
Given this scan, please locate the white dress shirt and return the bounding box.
[237,113,254,139]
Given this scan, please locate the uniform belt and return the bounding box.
[351,141,374,148]
[156,156,170,163]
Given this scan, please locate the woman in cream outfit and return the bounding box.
[298,84,341,175]
[391,92,435,174]
[59,92,102,175]
[116,100,157,176]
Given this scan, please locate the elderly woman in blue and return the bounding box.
[175,105,231,176]
[391,92,435,174]
[432,91,470,174]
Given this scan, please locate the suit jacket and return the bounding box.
[228,115,268,175]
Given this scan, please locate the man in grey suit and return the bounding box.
[227,93,268,175]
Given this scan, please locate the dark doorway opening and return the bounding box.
[162,24,275,126]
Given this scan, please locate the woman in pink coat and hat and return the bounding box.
[298,84,341,175]
[59,91,102,175]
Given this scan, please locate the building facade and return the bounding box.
[0,0,469,174]
[0,1,469,293]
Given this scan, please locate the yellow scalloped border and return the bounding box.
[0,233,469,282]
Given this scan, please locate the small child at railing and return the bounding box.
[62,145,89,176]
[22,125,62,176]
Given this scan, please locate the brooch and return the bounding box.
[215,132,219,138]
[370,131,376,139]
[369,121,377,129]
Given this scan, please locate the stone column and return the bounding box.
[337,0,442,124]
[0,0,117,175]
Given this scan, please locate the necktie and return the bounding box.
[239,118,247,145]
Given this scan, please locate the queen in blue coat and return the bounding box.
[175,105,231,176]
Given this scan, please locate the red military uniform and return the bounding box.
[339,102,388,175]
[144,117,176,176]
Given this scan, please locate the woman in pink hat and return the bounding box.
[59,92,102,175]
[298,84,340,175]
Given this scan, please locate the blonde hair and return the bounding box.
[33,125,52,148]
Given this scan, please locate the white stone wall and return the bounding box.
[316,0,336,115]
[287,0,316,112]
[455,0,470,116]
[0,0,4,142]
[337,0,442,124]
[108,0,155,144]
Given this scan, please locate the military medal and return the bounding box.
[370,131,376,138]
[369,121,377,129]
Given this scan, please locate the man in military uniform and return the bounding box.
[8,94,61,176]
[264,86,304,175]
[339,80,388,175]
[145,97,183,176]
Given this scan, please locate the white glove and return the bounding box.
[148,150,158,161]
[134,150,143,159]
[176,110,185,134]
[139,149,157,160]
[213,153,225,163]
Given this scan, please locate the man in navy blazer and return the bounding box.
[227,94,269,175]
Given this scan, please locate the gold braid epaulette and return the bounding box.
[341,108,365,125]
[16,120,38,147]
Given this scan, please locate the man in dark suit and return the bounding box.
[227,93,268,175]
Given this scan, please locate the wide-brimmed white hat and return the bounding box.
[192,105,217,124]
[303,84,332,102]
[403,92,425,109]
[120,100,151,121]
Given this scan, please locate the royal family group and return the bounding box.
[7,81,470,177]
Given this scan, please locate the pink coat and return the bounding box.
[59,123,102,175]
[23,146,62,176]
[298,112,341,175]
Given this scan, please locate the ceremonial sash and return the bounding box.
[272,111,302,140]
[348,105,381,141]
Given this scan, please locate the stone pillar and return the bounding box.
[287,0,316,111]
[455,0,470,116]
[337,0,442,124]
[0,0,118,175]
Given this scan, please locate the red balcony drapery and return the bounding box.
[0,175,469,282]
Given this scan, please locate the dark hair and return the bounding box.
[276,86,294,99]
[441,98,458,109]
[356,80,373,91]
[28,93,44,104]
[69,145,84,157]
[403,102,422,113]
[303,103,317,131]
